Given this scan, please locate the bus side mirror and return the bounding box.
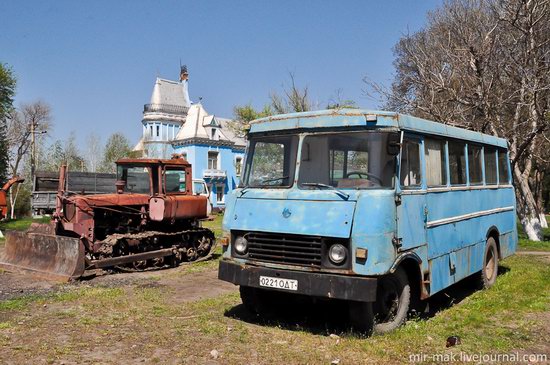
[387,133,401,155]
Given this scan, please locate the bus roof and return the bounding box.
[249,109,508,148]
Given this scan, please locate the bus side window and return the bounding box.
[425,138,447,187]
[448,141,466,185]
[468,144,483,185]
[497,149,510,185]
[400,139,422,188]
[484,148,497,185]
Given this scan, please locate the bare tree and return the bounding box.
[85,132,102,172]
[6,101,51,218]
[327,88,357,109]
[269,73,313,114]
[230,73,316,136]
[365,0,549,240]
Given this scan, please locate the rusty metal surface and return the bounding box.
[0,230,85,282]
[97,227,212,253]
[28,222,56,235]
[0,176,25,219]
[71,193,150,208]
[0,192,7,219]
[90,248,175,268]
[0,157,213,280]
[2,176,25,192]
[149,195,207,221]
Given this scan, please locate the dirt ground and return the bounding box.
[0,252,549,364]
[1,251,543,303]
[0,259,236,303]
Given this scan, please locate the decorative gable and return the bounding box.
[203,115,221,128]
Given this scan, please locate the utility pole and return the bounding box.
[30,120,35,184]
[30,122,47,190]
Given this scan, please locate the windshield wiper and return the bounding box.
[301,183,350,200]
[239,176,289,194]
[260,176,289,185]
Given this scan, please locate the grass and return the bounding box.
[202,212,224,238]
[0,216,51,245]
[0,213,549,363]
[0,216,51,232]
[0,255,548,364]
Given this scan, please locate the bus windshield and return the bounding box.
[299,131,395,189]
[243,135,299,188]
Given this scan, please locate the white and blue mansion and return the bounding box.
[134,66,245,209]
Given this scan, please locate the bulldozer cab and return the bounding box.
[115,157,192,196]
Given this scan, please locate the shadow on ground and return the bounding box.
[224,266,511,337]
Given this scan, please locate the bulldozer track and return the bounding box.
[97,227,213,254]
[92,227,216,272]
[112,241,219,273]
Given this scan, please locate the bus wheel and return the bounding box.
[348,301,374,336]
[479,237,499,289]
[373,267,410,334]
[239,286,268,315]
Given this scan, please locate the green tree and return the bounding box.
[100,133,132,173]
[0,63,16,184]
[0,120,9,184]
[42,140,64,172]
[42,133,86,173]
[227,104,273,137]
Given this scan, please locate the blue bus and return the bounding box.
[218,109,517,334]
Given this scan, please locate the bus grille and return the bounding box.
[246,232,322,267]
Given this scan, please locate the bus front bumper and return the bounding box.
[218,260,377,302]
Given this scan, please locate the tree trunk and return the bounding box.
[514,165,543,241]
[8,184,20,220]
[540,213,548,229]
[533,170,548,229]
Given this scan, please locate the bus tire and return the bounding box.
[348,301,374,336]
[373,266,410,334]
[479,237,499,289]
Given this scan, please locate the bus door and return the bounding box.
[396,136,427,250]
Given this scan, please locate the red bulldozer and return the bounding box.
[0,156,215,281]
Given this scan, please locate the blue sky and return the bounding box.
[1,0,441,146]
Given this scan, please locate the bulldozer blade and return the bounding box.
[0,230,85,281]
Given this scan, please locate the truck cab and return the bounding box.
[192,179,212,216]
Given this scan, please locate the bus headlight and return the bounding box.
[234,236,248,255]
[328,243,346,264]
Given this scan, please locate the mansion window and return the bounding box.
[235,157,242,176]
[216,184,224,203]
[208,151,219,170]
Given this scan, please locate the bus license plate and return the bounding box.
[259,276,298,291]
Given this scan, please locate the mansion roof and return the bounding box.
[149,78,191,107]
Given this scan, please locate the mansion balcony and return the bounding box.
[203,169,227,180]
[143,103,189,116]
